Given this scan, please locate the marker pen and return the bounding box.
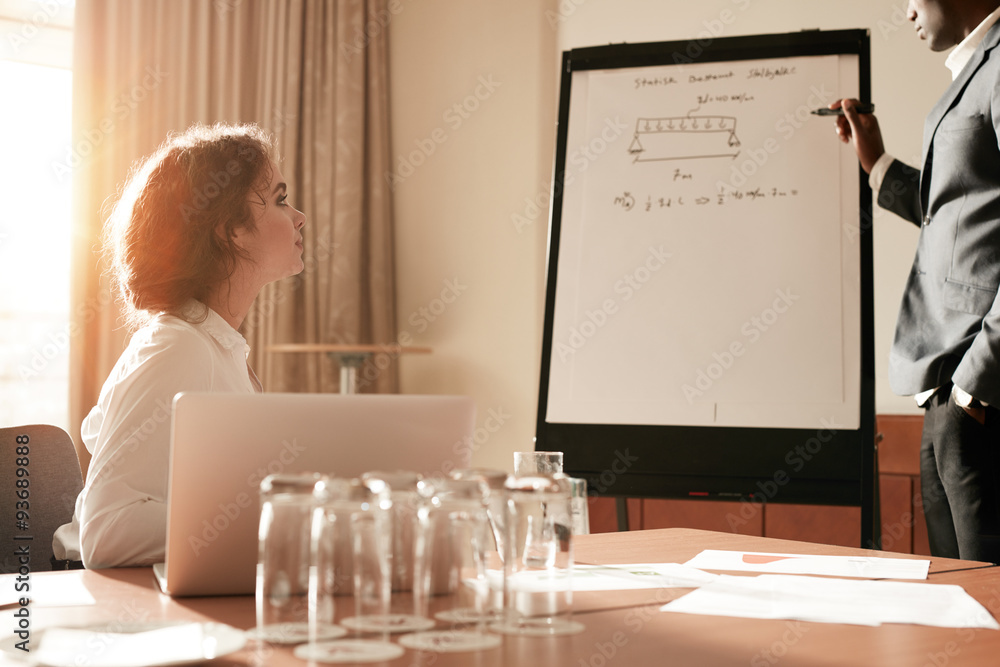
[811,104,876,116]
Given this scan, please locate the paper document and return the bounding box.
[0,572,96,608]
[662,574,1000,629]
[569,563,718,590]
[35,624,207,666]
[684,550,930,579]
[483,563,717,592]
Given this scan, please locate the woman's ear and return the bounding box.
[219,222,248,253]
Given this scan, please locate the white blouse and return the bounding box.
[53,302,259,568]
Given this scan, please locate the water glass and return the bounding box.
[254,472,341,645]
[361,470,425,593]
[295,476,403,663]
[340,470,434,634]
[398,478,501,652]
[491,474,584,636]
[449,468,508,564]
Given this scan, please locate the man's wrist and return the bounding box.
[868,153,895,191]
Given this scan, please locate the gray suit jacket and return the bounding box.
[880,20,1000,406]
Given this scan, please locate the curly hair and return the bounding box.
[103,123,276,330]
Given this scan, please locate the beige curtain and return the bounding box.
[70,0,397,474]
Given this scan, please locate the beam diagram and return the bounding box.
[628,115,741,162]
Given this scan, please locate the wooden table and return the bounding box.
[267,344,432,394]
[573,527,990,574]
[3,528,998,666]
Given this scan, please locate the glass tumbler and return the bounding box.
[399,478,501,653]
[491,473,584,637]
[449,468,509,565]
[254,472,342,645]
[339,470,435,634]
[295,476,404,664]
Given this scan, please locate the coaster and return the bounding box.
[245,622,346,644]
[489,617,586,637]
[340,614,436,633]
[399,630,502,652]
[293,639,405,663]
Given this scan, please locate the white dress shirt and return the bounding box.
[868,7,1000,407]
[52,302,259,568]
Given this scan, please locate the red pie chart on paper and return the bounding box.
[742,554,797,565]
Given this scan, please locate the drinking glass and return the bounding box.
[398,478,501,652]
[337,470,435,634]
[491,473,584,636]
[253,473,344,645]
[294,476,403,663]
[361,471,422,592]
[449,468,508,564]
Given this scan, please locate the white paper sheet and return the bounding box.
[570,563,719,590]
[661,574,1000,629]
[0,572,96,608]
[34,624,209,667]
[684,549,930,579]
[483,563,717,592]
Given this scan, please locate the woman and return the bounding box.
[52,123,306,568]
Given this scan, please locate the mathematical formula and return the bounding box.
[612,186,800,212]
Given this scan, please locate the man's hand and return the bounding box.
[962,404,987,425]
[831,98,886,174]
[952,385,987,425]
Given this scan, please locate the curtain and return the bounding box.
[69,0,397,474]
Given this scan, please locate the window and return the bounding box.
[0,0,74,429]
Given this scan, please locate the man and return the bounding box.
[835,0,1000,563]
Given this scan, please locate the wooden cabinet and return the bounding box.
[876,414,930,555]
[587,415,929,554]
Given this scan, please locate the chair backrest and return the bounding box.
[0,425,83,573]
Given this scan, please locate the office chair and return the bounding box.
[0,425,83,573]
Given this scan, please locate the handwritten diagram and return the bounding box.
[628,115,741,163]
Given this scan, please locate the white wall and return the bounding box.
[389,0,943,471]
[388,0,558,472]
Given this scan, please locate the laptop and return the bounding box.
[154,392,475,597]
